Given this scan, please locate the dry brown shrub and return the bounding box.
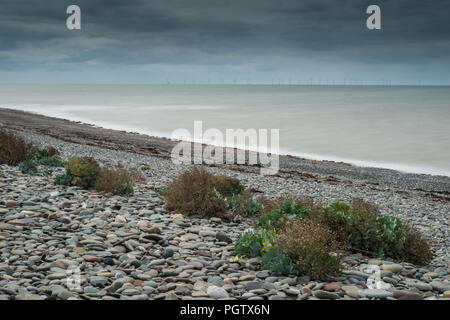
[95,167,144,196]
[403,227,433,265]
[255,196,285,215]
[350,198,379,215]
[0,129,36,165]
[46,146,59,157]
[277,219,342,280]
[163,167,228,218]
[211,175,242,197]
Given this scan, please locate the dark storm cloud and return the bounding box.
[0,0,449,83]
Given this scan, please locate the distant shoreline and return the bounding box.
[0,107,449,196]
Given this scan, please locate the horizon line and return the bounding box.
[1,83,450,87]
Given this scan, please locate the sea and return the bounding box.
[1,84,449,176]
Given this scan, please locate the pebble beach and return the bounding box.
[0,108,449,300]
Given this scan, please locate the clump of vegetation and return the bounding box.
[64,157,101,188]
[277,219,342,280]
[403,227,433,265]
[309,205,349,245]
[0,130,36,166]
[258,199,310,230]
[321,199,432,263]
[15,145,65,175]
[261,247,299,276]
[233,228,277,258]
[163,168,432,271]
[54,157,144,195]
[164,167,228,217]
[230,195,432,280]
[212,175,244,197]
[163,167,267,218]
[158,186,171,196]
[262,198,433,265]
[54,171,75,186]
[18,158,38,175]
[350,197,379,214]
[54,157,100,188]
[38,155,65,167]
[227,190,263,217]
[95,168,144,196]
[163,167,247,218]
[33,147,65,168]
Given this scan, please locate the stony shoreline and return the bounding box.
[0,109,449,300]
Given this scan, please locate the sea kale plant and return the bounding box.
[233,197,433,280]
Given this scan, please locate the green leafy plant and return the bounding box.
[42,168,53,176]
[65,157,101,189]
[329,201,351,214]
[258,199,310,230]
[261,247,299,276]
[18,159,38,175]
[227,190,263,217]
[233,228,277,258]
[38,155,65,167]
[158,186,171,196]
[54,172,75,186]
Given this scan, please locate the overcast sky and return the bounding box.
[0,0,449,85]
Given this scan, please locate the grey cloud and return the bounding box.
[0,0,449,84]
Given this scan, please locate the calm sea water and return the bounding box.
[1,85,449,176]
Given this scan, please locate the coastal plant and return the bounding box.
[38,154,65,167]
[95,167,144,196]
[42,168,53,176]
[232,196,433,279]
[33,147,65,167]
[163,167,228,217]
[18,159,38,175]
[261,247,299,276]
[65,157,101,188]
[254,196,284,215]
[0,129,36,166]
[344,207,399,258]
[212,175,244,197]
[35,148,54,159]
[403,227,433,265]
[227,190,263,217]
[258,199,310,230]
[158,186,171,196]
[317,199,432,263]
[233,228,277,258]
[310,204,350,245]
[277,219,341,280]
[54,171,75,186]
